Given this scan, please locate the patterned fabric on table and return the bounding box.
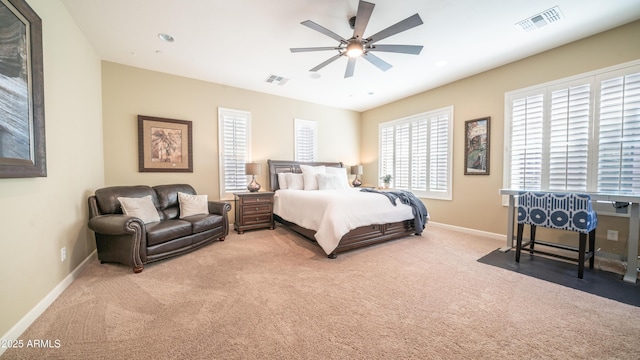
[517,192,598,233]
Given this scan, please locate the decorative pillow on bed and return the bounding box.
[278,173,288,189]
[300,165,326,190]
[178,192,208,218]
[286,173,304,190]
[325,167,350,188]
[117,195,161,224]
[317,173,350,190]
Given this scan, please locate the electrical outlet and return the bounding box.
[61,247,67,262]
[607,230,618,241]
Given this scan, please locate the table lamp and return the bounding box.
[351,165,363,187]
[245,162,261,192]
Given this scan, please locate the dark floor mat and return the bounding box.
[478,249,640,307]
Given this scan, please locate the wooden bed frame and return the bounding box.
[268,159,417,258]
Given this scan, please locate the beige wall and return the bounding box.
[101,62,361,202]
[0,0,104,338]
[362,20,640,256]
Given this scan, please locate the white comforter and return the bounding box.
[273,188,414,255]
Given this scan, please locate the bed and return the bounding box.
[268,159,424,258]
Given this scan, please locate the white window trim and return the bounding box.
[218,107,251,200]
[378,106,453,200]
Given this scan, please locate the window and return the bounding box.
[218,108,251,199]
[294,118,317,162]
[504,61,640,194]
[379,106,453,200]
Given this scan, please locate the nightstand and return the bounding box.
[233,191,275,234]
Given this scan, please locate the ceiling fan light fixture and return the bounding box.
[291,0,423,78]
[345,41,364,58]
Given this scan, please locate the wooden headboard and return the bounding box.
[267,160,344,191]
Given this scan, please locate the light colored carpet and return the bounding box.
[3,225,640,359]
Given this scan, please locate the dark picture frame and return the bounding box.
[464,117,490,175]
[0,0,46,178]
[138,115,193,172]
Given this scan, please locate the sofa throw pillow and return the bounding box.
[317,173,350,190]
[286,173,304,190]
[300,165,326,190]
[178,192,209,218]
[117,195,161,224]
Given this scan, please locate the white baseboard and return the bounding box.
[428,221,506,243]
[0,250,97,356]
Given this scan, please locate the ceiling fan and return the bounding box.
[290,0,424,78]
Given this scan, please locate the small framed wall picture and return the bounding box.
[464,117,490,175]
[138,115,193,172]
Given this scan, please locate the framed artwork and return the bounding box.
[0,0,46,178]
[464,117,490,175]
[138,115,193,172]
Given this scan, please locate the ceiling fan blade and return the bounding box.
[301,20,345,43]
[367,44,423,55]
[366,13,423,44]
[352,0,375,40]
[290,47,341,53]
[362,52,392,72]
[310,53,343,72]
[344,57,357,78]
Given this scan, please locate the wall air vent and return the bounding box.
[516,6,563,32]
[265,74,289,86]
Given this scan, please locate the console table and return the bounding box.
[499,189,640,284]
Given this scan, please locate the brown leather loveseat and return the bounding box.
[88,184,230,273]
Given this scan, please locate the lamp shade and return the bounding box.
[245,162,261,176]
[350,165,363,175]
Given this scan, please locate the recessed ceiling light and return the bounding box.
[158,33,175,42]
[436,60,448,67]
[309,73,321,79]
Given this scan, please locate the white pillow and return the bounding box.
[277,173,288,189]
[300,165,326,190]
[118,195,160,224]
[317,173,350,190]
[325,167,350,188]
[178,192,208,218]
[286,173,304,190]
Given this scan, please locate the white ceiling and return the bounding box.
[61,0,640,112]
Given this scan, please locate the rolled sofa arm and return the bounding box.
[88,214,144,235]
[88,214,146,273]
[208,201,231,216]
[208,201,231,239]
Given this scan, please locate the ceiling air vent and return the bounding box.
[516,6,563,32]
[265,74,289,86]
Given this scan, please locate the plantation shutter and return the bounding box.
[219,108,250,197]
[548,84,591,191]
[394,123,410,188]
[294,119,317,162]
[380,126,394,182]
[411,120,428,191]
[429,114,449,193]
[509,94,544,189]
[378,106,452,199]
[597,71,640,193]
